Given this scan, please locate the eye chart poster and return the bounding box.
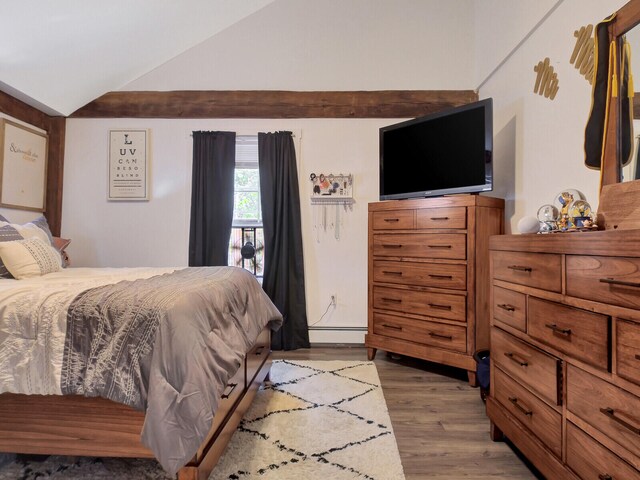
[108,129,149,200]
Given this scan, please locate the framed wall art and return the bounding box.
[0,119,48,212]
[108,129,150,201]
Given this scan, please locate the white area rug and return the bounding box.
[0,360,405,480]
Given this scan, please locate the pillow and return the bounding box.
[52,237,71,251]
[30,215,54,245]
[0,225,23,278]
[52,236,71,268]
[0,216,53,247]
[0,237,62,279]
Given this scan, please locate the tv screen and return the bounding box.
[379,98,493,200]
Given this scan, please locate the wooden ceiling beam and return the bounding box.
[71,90,479,119]
[0,90,51,130]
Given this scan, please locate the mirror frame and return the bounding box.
[602,0,640,187]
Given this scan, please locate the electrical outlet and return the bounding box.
[330,294,337,306]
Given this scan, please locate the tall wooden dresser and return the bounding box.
[488,231,640,479]
[365,195,504,385]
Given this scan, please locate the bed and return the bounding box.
[0,264,283,480]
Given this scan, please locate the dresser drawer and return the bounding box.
[373,286,466,322]
[617,319,640,386]
[493,251,562,292]
[528,297,609,370]
[372,210,414,230]
[373,312,467,353]
[373,260,466,290]
[567,365,640,460]
[373,233,466,260]
[492,286,526,332]
[416,207,466,229]
[566,422,640,480]
[493,367,562,457]
[492,327,560,406]
[567,255,640,310]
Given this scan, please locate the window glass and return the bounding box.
[229,135,263,278]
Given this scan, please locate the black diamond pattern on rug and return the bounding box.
[210,360,405,479]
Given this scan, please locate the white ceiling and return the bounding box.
[0,0,274,116]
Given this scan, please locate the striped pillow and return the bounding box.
[0,225,23,278]
[0,237,62,279]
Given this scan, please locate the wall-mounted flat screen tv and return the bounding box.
[379,98,493,200]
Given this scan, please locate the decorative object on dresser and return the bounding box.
[488,231,640,480]
[366,195,504,386]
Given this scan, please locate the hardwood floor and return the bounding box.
[273,346,543,480]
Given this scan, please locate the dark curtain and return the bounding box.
[189,131,236,266]
[258,131,310,350]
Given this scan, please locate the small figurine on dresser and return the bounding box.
[533,189,598,233]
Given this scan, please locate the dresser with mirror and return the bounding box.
[487,1,640,478]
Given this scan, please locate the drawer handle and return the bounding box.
[598,475,613,480]
[382,270,403,276]
[428,303,452,311]
[382,244,403,249]
[221,382,238,399]
[381,297,402,303]
[504,352,528,367]
[382,324,402,331]
[599,277,640,288]
[429,332,453,340]
[545,323,572,336]
[254,346,265,355]
[599,407,640,435]
[497,303,516,312]
[508,397,533,416]
[508,265,533,272]
[384,218,400,223]
[429,274,453,280]
[428,245,452,249]
[430,216,450,221]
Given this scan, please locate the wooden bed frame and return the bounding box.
[0,327,272,480]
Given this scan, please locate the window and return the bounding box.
[228,136,264,278]
[233,136,261,225]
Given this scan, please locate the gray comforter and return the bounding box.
[59,266,282,475]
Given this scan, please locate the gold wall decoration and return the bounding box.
[570,24,595,84]
[533,57,559,100]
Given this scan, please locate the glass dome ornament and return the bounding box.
[537,204,559,231]
[567,199,592,219]
[568,199,593,227]
[537,204,559,222]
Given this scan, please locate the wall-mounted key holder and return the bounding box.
[309,173,354,241]
[310,173,354,203]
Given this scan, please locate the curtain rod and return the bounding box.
[189,132,296,137]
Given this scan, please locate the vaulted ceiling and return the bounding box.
[0,0,274,116]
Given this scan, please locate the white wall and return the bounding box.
[124,0,476,91]
[63,117,400,343]
[479,0,627,231]
[474,0,561,87]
